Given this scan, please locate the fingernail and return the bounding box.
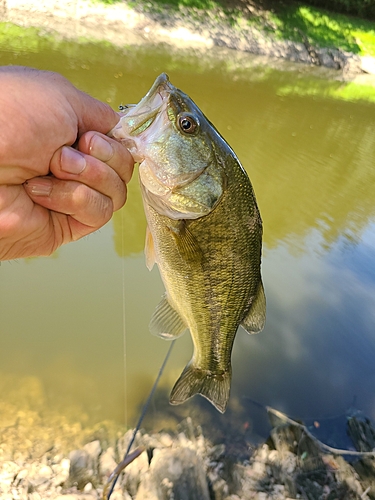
[90,134,114,162]
[25,178,52,196]
[61,146,86,174]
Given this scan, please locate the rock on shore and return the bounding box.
[1,413,375,499]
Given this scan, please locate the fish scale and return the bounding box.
[110,73,266,413]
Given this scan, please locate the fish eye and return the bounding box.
[178,114,199,134]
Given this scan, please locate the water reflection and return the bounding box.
[236,228,375,426]
[1,23,375,449]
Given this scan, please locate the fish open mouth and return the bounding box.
[109,74,174,161]
[123,73,172,136]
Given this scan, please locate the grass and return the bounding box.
[264,3,375,56]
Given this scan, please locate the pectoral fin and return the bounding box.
[241,281,266,334]
[150,294,187,340]
[168,221,203,264]
[144,226,156,271]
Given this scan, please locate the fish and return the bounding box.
[110,73,265,413]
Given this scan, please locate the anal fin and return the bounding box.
[241,280,266,334]
[150,294,187,340]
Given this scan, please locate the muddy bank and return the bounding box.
[1,0,375,79]
[1,410,375,499]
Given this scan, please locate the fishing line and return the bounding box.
[105,339,176,499]
[121,206,128,429]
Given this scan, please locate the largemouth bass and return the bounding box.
[110,74,265,413]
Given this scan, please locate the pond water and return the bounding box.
[1,23,375,450]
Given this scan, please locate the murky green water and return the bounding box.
[1,23,375,447]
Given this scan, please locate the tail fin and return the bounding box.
[169,362,231,413]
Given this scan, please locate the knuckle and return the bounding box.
[113,147,135,184]
[74,184,113,225]
[114,184,127,211]
[113,182,127,211]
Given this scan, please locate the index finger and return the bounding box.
[78,132,135,185]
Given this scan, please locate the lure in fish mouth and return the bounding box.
[110,73,266,413]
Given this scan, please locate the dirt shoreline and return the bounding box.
[1,409,375,499]
[1,0,375,82]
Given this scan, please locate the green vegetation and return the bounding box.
[261,3,375,56]
[303,0,375,19]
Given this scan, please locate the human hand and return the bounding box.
[0,66,134,261]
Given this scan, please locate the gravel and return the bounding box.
[1,410,374,499]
